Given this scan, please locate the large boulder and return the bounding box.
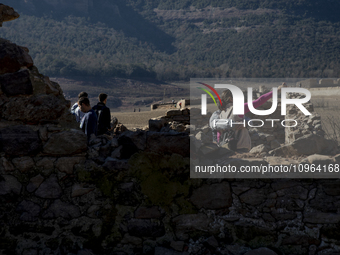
[35,175,62,199]
[0,4,19,25]
[55,157,86,174]
[0,174,22,195]
[190,182,232,210]
[28,66,63,96]
[0,39,33,74]
[146,132,189,157]
[172,213,213,240]
[16,200,41,222]
[239,188,268,206]
[42,199,81,219]
[0,125,42,156]
[43,130,87,156]
[12,156,35,172]
[118,130,147,151]
[149,117,168,132]
[27,174,44,193]
[0,69,33,96]
[2,95,69,123]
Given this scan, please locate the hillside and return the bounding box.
[1,0,340,80]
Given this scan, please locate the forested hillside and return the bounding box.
[1,0,340,80]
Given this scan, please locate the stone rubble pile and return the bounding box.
[270,93,337,157]
[285,93,322,143]
[149,108,190,132]
[189,106,285,154]
[190,91,338,161]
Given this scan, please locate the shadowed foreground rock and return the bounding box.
[43,130,87,155]
[0,39,33,74]
[0,4,19,26]
[0,125,42,156]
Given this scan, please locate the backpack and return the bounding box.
[93,104,108,133]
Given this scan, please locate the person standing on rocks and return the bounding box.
[78,97,98,141]
[71,91,88,123]
[92,93,112,135]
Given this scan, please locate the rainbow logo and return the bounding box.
[197,82,222,107]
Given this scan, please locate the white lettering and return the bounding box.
[281,119,298,127]
[281,88,311,115]
[200,85,312,116]
[248,119,264,128]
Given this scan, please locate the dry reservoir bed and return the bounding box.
[112,110,168,129]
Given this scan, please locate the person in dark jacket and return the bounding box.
[92,93,112,135]
[78,97,98,141]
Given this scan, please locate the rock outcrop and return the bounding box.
[0,4,19,26]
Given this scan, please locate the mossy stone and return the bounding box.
[128,152,191,207]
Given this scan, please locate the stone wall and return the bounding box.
[309,87,340,97]
[149,108,190,132]
[150,102,177,111]
[151,99,189,111]
[298,79,319,88]
[298,78,339,88]
[319,79,336,87]
[4,148,340,254]
[285,93,319,144]
[176,99,190,109]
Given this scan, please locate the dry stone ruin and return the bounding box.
[190,88,337,159]
[2,4,340,255]
[298,78,340,88]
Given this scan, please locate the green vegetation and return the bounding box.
[129,152,191,208]
[1,0,340,80]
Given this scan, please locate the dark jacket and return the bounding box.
[80,109,98,141]
[92,102,111,135]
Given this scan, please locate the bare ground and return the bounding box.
[112,109,169,129]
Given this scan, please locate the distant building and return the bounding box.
[176,99,190,109]
[319,79,337,87]
[297,79,319,88]
[297,78,338,88]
